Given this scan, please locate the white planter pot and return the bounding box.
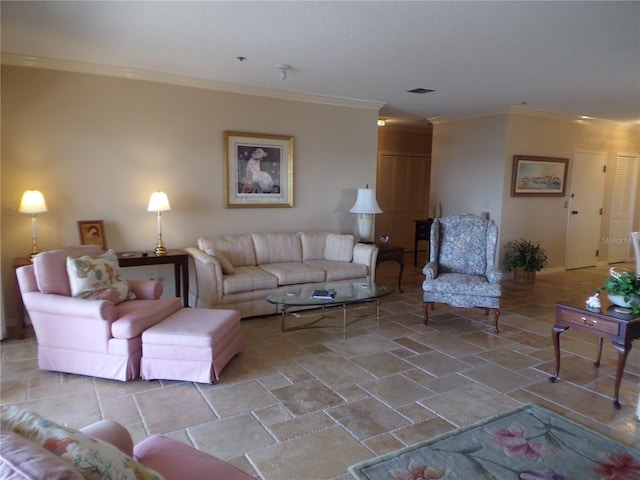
[607,294,640,308]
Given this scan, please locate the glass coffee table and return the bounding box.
[266,282,394,336]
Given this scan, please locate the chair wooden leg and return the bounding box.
[492,309,500,333]
[423,302,433,325]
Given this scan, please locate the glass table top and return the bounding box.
[266,282,393,307]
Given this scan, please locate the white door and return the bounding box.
[566,151,607,269]
[608,154,638,262]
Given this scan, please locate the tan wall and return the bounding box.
[430,109,639,271]
[503,111,640,269]
[1,65,379,324]
[430,114,508,223]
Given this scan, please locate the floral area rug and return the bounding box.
[348,404,640,480]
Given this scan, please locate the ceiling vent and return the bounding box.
[407,88,434,94]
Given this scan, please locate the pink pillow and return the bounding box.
[34,245,103,296]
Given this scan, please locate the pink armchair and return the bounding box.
[16,245,182,381]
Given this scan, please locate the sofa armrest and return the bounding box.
[423,261,438,279]
[353,243,378,284]
[21,291,115,321]
[134,435,256,480]
[80,420,134,457]
[185,247,223,308]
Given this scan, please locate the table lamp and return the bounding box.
[19,190,48,260]
[349,187,382,243]
[147,191,171,256]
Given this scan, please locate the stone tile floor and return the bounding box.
[1,257,639,479]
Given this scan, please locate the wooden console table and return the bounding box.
[117,250,189,307]
[12,257,32,339]
[413,219,433,266]
[549,302,640,409]
[376,244,405,293]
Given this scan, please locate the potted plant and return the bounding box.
[503,238,548,284]
[599,268,640,314]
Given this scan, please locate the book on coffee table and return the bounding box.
[311,289,336,300]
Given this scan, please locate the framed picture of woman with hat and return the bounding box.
[224,131,294,207]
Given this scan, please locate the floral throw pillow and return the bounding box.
[66,249,136,304]
[0,405,164,480]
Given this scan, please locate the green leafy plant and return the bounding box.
[503,239,548,272]
[599,269,640,314]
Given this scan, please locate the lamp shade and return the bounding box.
[147,191,171,212]
[349,188,382,214]
[19,190,48,214]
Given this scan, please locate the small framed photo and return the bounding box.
[78,220,107,249]
[224,131,294,208]
[511,155,569,197]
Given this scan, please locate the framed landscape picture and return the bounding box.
[78,220,107,249]
[511,155,569,197]
[224,131,294,208]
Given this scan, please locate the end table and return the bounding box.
[376,244,405,293]
[117,250,189,307]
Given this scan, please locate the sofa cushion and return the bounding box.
[67,249,136,304]
[204,248,235,275]
[222,266,279,295]
[0,406,164,480]
[325,234,355,262]
[198,235,256,267]
[0,431,84,480]
[252,233,302,264]
[34,245,103,296]
[300,232,330,261]
[258,263,326,286]
[304,260,369,281]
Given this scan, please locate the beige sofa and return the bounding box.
[186,232,378,318]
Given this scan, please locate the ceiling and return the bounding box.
[2,1,639,126]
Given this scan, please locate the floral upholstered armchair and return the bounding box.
[422,214,503,332]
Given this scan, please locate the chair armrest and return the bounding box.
[486,266,503,283]
[185,247,223,308]
[80,420,134,457]
[128,279,163,299]
[134,435,256,480]
[21,291,115,321]
[353,243,378,284]
[423,261,438,279]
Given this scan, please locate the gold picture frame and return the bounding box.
[78,220,107,249]
[511,155,569,197]
[224,131,294,208]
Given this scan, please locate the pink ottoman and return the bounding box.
[141,308,242,383]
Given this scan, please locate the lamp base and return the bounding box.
[29,237,40,261]
[154,234,167,256]
[356,213,375,243]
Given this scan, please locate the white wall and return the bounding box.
[1,65,380,324]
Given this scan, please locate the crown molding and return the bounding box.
[1,53,385,111]
[429,105,638,130]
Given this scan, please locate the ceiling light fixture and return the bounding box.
[278,64,291,81]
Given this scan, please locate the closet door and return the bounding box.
[608,153,638,262]
[376,154,430,251]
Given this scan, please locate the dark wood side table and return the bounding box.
[13,257,32,339]
[376,244,405,293]
[117,250,189,307]
[549,302,640,409]
[414,219,433,266]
